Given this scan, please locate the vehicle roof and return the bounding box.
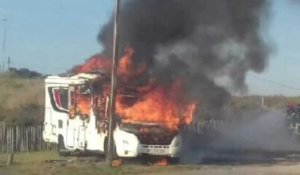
[45,73,104,85]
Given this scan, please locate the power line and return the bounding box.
[249,74,300,91]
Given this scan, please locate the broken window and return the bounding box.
[68,85,91,119]
[49,87,69,112]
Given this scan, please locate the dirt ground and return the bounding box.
[2,151,300,175]
[2,110,300,175]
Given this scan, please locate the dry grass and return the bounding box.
[0,72,44,124]
[230,95,300,111]
[0,151,192,175]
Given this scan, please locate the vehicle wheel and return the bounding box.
[58,135,70,156]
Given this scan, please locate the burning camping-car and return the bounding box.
[43,72,186,159]
[42,0,272,162]
[43,47,197,160]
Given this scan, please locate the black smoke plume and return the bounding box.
[98,0,270,119]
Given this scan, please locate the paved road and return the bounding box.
[145,162,300,175]
[146,110,300,175]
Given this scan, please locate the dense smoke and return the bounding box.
[181,110,300,164]
[98,0,270,119]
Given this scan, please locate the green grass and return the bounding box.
[0,151,195,175]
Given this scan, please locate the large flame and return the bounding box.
[116,80,197,131]
[117,48,147,82]
[72,54,112,74]
[72,48,198,132]
[69,89,91,118]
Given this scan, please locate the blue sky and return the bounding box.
[0,0,299,96]
[0,0,114,73]
[247,0,300,96]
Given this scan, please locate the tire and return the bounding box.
[58,135,70,156]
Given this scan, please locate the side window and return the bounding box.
[68,86,76,118]
[59,88,68,110]
[49,87,69,112]
[53,89,62,107]
[69,86,76,108]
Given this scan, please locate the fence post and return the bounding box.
[0,123,56,153]
[6,125,15,165]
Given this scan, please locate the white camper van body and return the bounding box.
[43,73,181,158]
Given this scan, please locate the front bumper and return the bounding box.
[139,144,181,158]
[114,128,181,158]
[116,143,181,158]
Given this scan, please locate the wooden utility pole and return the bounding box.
[107,0,120,166]
[7,56,10,70]
[2,18,7,72]
[261,95,265,109]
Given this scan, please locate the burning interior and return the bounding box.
[68,48,198,134]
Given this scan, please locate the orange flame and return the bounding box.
[69,89,91,118]
[117,48,147,82]
[76,95,91,117]
[72,54,112,74]
[153,158,168,166]
[72,48,198,131]
[116,79,197,131]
